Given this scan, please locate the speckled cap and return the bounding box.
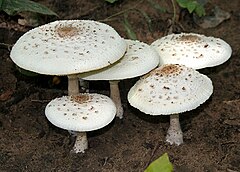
[79,39,159,80]
[128,64,213,115]
[151,33,232,69]
[10,20,127,75]
[45,93,116,131]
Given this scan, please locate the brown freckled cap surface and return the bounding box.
[45,93,116,131]
[79,39,159,80]
[151,33,232,69]
[127,64,213,115]
[10,20,127,75]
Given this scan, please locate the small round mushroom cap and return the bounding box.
[80,39,160,80]
[10,20,127,75]
[151,33,232,69]
[128,64,213,115]
[45,93,116,131]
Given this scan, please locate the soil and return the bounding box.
[0,0,239,171]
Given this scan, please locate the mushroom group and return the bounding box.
[127,32,232,145]
[10,18,232,152]
[10,20,128,153]
[10,20,127,96]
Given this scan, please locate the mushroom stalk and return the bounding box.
[109,80,123,119]
[79,78,89,93]
[166,114,183,145]
[72,132,88,153]
[68,74,79,95]
[67,74,80,137]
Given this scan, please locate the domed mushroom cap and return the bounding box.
[80,39,159,80]
[10,20,127,75]
[45,93,116,131]
[151,33,232,69]
[128,64,213,115]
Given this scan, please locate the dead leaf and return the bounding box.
[0,90,14,101]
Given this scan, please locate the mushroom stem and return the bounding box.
[166,114,183,145]
[109,80,123,119]
[79,78,89,93]
[72,132,88,153]
[68,74,79,95]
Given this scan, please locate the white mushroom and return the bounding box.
[128,64,213,145]
[79,39,160,119]
[151,33,232,69]
[45,93,116,153]
[10,20,127,95]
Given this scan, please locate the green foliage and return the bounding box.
[135,9,153,32]
[122,14,137,40]
[0,0,57,16]
[176,0,205,17]
[146,0,166,13]
[0,0,3,8]
[145,153,173,172]
[105,0,118,3]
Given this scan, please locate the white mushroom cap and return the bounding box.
[80,39,160,80]
[151,33,232,69]
[128,64,213,115]
[10,20,127,75]
[45,93,116,131]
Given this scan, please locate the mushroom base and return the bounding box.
[72,132,88,153]
[166,114,183,145]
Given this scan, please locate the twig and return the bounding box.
[31,99,51,103]
[99,0,145,22]
[102,157,109,166]
[166,0,184,35]
[227,169,238,172]
[144,142,161,169]
[0,43,13,51]
[223,99,240,104]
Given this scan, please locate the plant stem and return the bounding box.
[99,0,144,22]
[171,0,176,25]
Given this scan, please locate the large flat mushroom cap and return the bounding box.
[128,64,213,115]
[10,20,127,75]
[151,33,232,69]
[80,39,159,80]
[45,93,116,131]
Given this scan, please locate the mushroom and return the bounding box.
[127,64,213,145]
[10,20,127,96]
[151,33,232,69]
[45,93,116,153]
[79,39,160,119]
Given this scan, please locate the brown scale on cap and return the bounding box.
[155,64,182,76]
[178,34,200,43]
[56,26,79,38]
[70,94,92,104]
[142,64,182,79]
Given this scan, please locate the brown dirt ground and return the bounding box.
[0,0,239,171]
